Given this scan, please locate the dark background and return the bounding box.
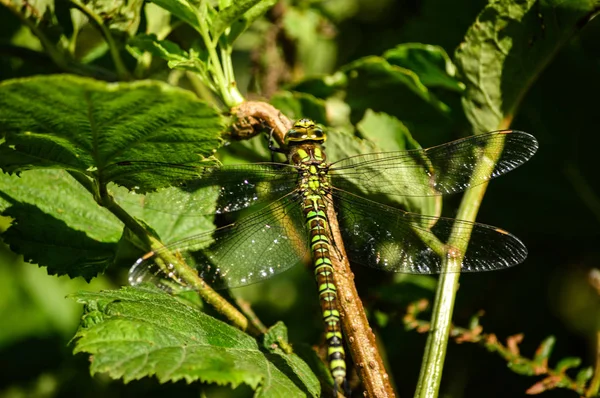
[1,0,599,397]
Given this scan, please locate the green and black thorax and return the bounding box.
[284,118,331,195]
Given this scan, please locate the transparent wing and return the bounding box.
[329,131,538,197]
[110,161,299,216]
[331,189,527,273]
[128,193,310,290]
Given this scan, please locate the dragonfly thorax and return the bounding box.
[284,118,327,146]
[288,142,328,167]
[285,119,328,167]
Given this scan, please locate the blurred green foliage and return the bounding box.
[1,0,600,397]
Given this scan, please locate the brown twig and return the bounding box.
[234,296,268,335]
[326,203,395,397]
[232,101,395,397]
[231,101,293,143]
[405,300,592,396]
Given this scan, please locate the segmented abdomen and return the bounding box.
[302,194,346,387]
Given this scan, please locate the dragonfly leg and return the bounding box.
[267,127,287,162]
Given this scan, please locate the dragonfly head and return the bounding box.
[284,119,327,146]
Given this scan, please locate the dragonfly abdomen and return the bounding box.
[302,193,346,387]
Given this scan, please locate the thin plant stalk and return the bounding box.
[67,170,250,332]
[414,134,508,398]
[69,0,132,80]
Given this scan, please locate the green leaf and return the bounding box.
[213,0,259,37]
[263,321,290,350]
[71,287,319,397]
[532,336,555,366]
[575,367,593,385]
[0,170,122,242]
[0,74,224,192]
[144,2,172,36]
[356,109,421,153]
[287,71,347,99]
[384,43,464,92]
[555,357,581,373]
[263,322,321,397]
[342,56,453,132]
[77,0,144,36]
[150,0,202,32]
[455,0,600,132]
[355,109,440,216]
[0,73,225,282]
[127,33,188,61]
[127,34,206,75]
[270,91,328,124]
[0,169,123,280]
[108,182,217,243]
[282,8,337,75]
[0,168,216,278]
[213,0,277,42]
[2,202,116,280]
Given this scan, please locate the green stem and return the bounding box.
[69,0,132,80]
[103,193,248,330]
[220,38,244,105]
[193,4,243,107]
[234,296,267,335]
[587,331,600,397]
[67,171,249,331]
[414,269,460,398]
[415,136,504,397]
[186,72,221,106]
[196,13,230,103]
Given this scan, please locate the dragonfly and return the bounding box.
[125,119,538,390]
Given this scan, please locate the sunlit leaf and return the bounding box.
[455,0,600,131]
[0,74,224,192]
[71,287,320,397]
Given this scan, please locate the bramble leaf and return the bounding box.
[0,74,224,192]
[455,0,600,132]
[150,0,202,33]
[2,203,116,280]
[384,43,464,92]
[127,34,207,74]
[213,0,278,42]
[127,33,188,61]
[355,109,439,216]
[341,56,454,134]
[0,169,122,279]
[263,322,321,398]
[0,75,225,278]
[270,91,328,124]
[356,109,421,153]
[71,287,320,397]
